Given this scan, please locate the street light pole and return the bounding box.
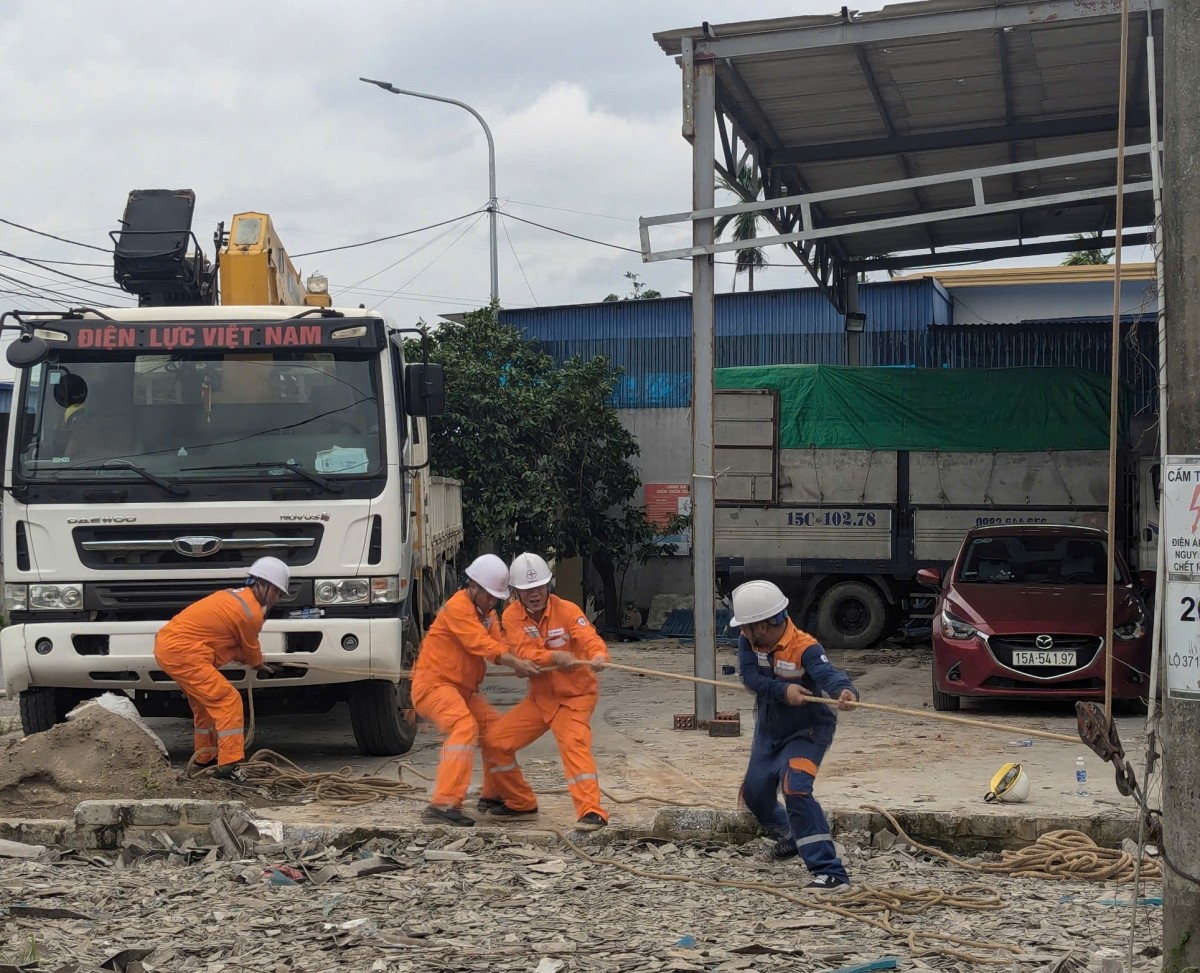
[360,77,499,305]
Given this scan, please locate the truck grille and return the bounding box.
[84,579,305,616]
[74,524,321,569]
[987,634,1101,678]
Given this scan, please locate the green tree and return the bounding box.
[1062,232,1114,266]
[715,163,767,291]
[412,306,660,625]
[603,271,662,302]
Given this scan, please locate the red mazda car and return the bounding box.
[918,525,1151,711]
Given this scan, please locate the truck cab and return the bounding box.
[0,305,455,755]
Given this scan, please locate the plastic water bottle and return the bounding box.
[1075,756,1088,796]
[1009,739,1033,748]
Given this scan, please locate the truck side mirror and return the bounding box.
[916,567,943,589]
[404,362,446,417]
[6,333,49,368]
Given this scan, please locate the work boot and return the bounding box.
[765,837,798,862]
[476,797,505,813]
[805,873,851,891]
[575,813,607,832]
[422,804,475,827]
[488,803,538,818]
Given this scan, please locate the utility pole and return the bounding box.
[1161,0,1200,961]
[360,78,499,305]
[683,39,718,723]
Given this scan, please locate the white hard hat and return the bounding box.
[728,580,789,627]
[465,554,511,599]
[984,763,1031,803]
[509,552,553,590]
[247,556,290,595]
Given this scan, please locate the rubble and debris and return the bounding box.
[0,827,1163,972]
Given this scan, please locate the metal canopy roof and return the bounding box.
[646,0,1164,307]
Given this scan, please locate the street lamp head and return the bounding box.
[359,77,399,94]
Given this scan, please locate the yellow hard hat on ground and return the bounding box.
[984,762,1030,803]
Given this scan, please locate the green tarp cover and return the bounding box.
[713,365,1124,452]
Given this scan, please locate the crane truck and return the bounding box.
[1,189,464,755]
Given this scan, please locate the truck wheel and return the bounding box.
[815,581,888,650]
[931,666,960,712]
[19,687,62,734]
[347,627,419,757]
[347,681,418,756]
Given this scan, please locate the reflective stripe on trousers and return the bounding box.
[740,736,848,882]
[488,695,606,820]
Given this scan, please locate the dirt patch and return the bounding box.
[0,706,259,820]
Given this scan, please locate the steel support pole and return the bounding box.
[1162,0,1200,961]
[690,54,718,723]
[845,276,862,366]
[359,78,499,304]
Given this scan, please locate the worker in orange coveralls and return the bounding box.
[485,552,610,832]
[153,557,291,780]
[411,554,543,827]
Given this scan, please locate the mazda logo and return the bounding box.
[1035,634,1054,650]
[173,535,222,558]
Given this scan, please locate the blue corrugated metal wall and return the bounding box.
[499,284,1159,413]
[500,280,952,408]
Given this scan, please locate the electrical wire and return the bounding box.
[504,198,637,224]
[291,210,485,257]
[0,216,111,252]
[500,210,643,255]
[500,213,538,305]
[340,211,486,293]
[0,248,124,291]
[377,212,488,307]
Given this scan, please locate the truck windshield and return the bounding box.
[15,351,383,482]
[958,535,1125,585]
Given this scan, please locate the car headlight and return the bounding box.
[4,584,28,613]
[28,584,84,611]
[1114,617,1146,641]
[940,607,978,641]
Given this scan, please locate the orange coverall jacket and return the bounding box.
[411,589,506,695]
[502,595,609,712]
[155,587,265,669]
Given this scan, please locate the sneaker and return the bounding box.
[575,813,608,832]
[214,764,246,782]
[476,797,505,813]
[805,873,850,890]
[487,804,539,818]
[766,837,798,861]
[422,804,475,827]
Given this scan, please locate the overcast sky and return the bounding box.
[1,0,1153,351]
[0,0,850,332]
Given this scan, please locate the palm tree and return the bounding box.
[1062,232,1114,266]
[715,165,767,291]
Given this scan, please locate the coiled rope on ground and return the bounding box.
[864,804,1161,882]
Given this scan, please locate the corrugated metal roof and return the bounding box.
[501,279,950,340]
[654,0,1164,261]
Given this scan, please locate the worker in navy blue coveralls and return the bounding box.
[731,579,860,890]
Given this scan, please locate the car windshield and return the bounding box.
[958,535,1125,585]
[15,350,383,482]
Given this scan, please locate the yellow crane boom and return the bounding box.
[218,212,331,307]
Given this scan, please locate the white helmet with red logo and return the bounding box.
[509,552,553,590]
